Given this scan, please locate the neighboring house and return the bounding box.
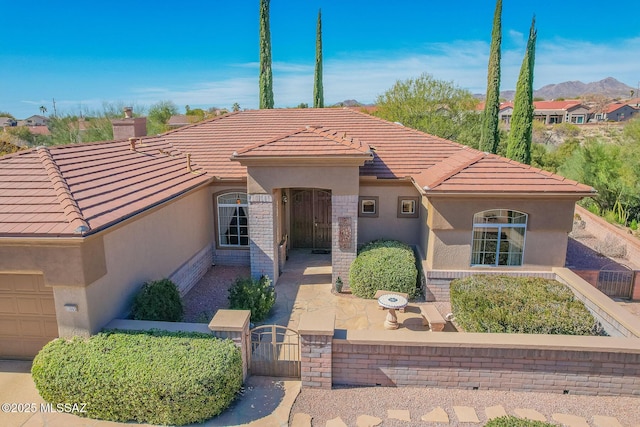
[533,101,590,124]
[26,126,51,136]
[475,102,514,125]
[0,117,17,127]
[0,108,594,358]
[596,102,639,122]
[19,115,49,127]
[168,114,197,129]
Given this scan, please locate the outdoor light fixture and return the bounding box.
[282,194,288,204]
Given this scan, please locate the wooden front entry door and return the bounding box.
[291,189,332,249]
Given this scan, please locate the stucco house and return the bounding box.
[0,108,594,358]
[532,101,590,125]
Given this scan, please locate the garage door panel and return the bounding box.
[16,297,41,315]
[0,273,58,359]
[40,297,56,315]
[44,320,59,336]
[0,317,19,334]
[0,297,17,314]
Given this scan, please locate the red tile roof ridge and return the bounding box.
[418,148,486,190]
[36,146,89,233]
[233,125,371,156]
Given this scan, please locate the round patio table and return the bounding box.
[377,294,408,330]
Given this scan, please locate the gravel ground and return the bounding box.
[182,265,250,323]
[290,386,640,426]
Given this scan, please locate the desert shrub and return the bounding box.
[484,416,556,427]
[31,330,242,425]
[450,275,604,335]
[228,275,275,322]
[349,240,418,299]
[131,278,183,321]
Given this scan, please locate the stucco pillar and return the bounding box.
[248,193,277,281]
[209,309,251,381]
[52,286,92,338]
[332,194,358,287]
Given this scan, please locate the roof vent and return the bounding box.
[129,137,137,151]
[186,153,192,172]
[75,225,90,234]
[124,107,133,119]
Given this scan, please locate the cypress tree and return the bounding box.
[259,0,274,109]
[313,9,324,108]
[480,0,502,153]
[506,17,537,165]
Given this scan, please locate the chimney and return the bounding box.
[111,107,147,140]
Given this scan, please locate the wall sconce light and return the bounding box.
[282,194,288,204]
[236,198,242,204]
[64,303,78,312]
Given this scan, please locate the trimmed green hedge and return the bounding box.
[450,275,604,335]
[228,275,275,322]
[131,278,184,321]
[31,330,242,425]
[484,416,556,427]
[349,240,418,299]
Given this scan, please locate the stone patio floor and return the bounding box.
[261,249,453,333]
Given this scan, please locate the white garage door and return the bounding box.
[0,274,58,359]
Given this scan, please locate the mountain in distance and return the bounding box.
[497,77,636,101]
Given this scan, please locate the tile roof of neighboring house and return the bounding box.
[0,108,594,237]
[475,102,513,112]
[604,102,639,114]
[533,100,584,111]
[168,114,196,127]
[27,126,51,136]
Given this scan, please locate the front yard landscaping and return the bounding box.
[450,275,606,335]
[31,329,243,426]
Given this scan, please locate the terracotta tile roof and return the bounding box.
[233,126,372,158]
[0,108,594,237]
[423,155,593,194]
[533,100,583,111]
[0,138,209,237]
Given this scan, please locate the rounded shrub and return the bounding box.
[31,330,243,425]
[228,275,275,322]
[131,278,183,322]
[349,240,418,299]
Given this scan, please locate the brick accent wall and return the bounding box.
[301,334,332,389]
[332,194,358,287]
[248,193,275,280]
[332,339,640,396]
[213,248,250,266]
[169,244,213,295]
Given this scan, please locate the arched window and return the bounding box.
[217,192,249,247]
[471,209,527,266]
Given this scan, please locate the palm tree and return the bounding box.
[39,105,47,115]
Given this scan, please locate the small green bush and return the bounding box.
[450,275,604,335]
[484,416,556,427]
[31,330,242,425]
[228,275,275,322]
[349,240,418,299]
[630,219,638,231]
[131,278,184,321]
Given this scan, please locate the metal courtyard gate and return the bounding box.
[250,325,300,378]
[597,263,634,299]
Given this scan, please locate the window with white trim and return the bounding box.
[471,209,527,266]
[217,192,249,247]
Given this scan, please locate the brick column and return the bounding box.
[332,194,358,287]
[248,193,276,281]
[208,309,251,381]
[298,310,335,389]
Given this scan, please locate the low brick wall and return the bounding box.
[331,330,640,396]
[213,248,250,266]
[170,244,214,295]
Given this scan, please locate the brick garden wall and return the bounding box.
[331,335,640,396]
[170,244,213,295]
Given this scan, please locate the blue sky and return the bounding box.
[1,0,639,119]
